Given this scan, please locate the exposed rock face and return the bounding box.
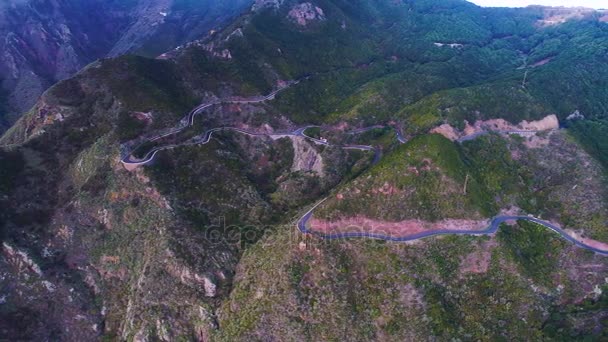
[200,42,233,60]
[431,114,560,141]
[0,0,252,133]
[164,250,220,297]
[0,0,125,130]
[430,123,459,140]
[290,136,325,175]
[288,2,326,26]
[2,242,43,276]
[567,110,585,121]
[517,114,559,131]
[106,0,173,57]
[252,0,284,11]
[203,276,218,297]
[535,6,597,27]
[463,114,559,134]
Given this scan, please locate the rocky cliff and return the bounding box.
[0,0,252,132]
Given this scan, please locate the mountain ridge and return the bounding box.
[1,0,607,340]
[0,0,252,133]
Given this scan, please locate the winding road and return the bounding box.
[297,201,608,255]
[122,125,382,166]
[119,84,608,256]
[121,81,300,166]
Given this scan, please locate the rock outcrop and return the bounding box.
[288,2,326,26]
[431,114,560,141]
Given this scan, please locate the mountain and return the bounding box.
[1,0,607,340]
[0,0,252,132]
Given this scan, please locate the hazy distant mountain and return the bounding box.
[0,0,252,132]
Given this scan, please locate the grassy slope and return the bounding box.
[218,219,607,341]
[315,131,608,240]
[316,134,495,222]
[568,119,608,171]
[220,0,549,125]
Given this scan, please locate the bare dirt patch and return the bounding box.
[430,124,459,140]
[290,136,324,175]
[566,230,608,251]
[433,114,559,141]
[288,2,325,27]
[460,239,498,275]
[536,7,595,27]
[472,115,558,132]
[309,216,489,237]
[132,111,153,124]
[531,57,553,68]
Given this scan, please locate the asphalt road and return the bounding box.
[116,85,606,255]
[121,81,299,166]
[297,201,608,256]
[122,124,384,166]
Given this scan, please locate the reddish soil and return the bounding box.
[309,216,489,237]
[133,111,153,124]
[460,239,497,275]
[372,182,399,195]
[433,115,559,142]
[565,230,608,251]
[430,124,459,140]
[579,237,608,251]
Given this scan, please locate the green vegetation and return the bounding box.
[461,134,525,208]
[88,56,197,124]
[303,126,321,139]
[0,149,24,194]
[498,220,566,285]
[132,140,160,159]
[318,134,500,221]
[2,0,608,340]
[346,126,398,151]
[543,286,608,341]
[148,140,271,230]
[115,111,147,141]
[211,0,559,126]
[219,219,600,341]
[398,80,551,133]
[527,20,608,120]
[568,119,608,171]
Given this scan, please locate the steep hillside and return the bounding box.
[316,134,492,223]
[0,0,251,132]
[0,42,370,339]
[218,219,607,341]
[312,130,608,241]
[1,0,607,340]
[218,0,608,127]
